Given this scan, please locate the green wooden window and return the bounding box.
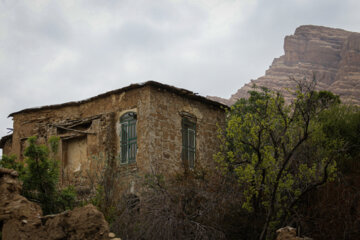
[182,118,196,169]
[120,112,137,164]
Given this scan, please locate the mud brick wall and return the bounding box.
[7,87,151,192]
[146,87,226,175]
[3,84,226,199]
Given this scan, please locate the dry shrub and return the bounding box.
[298,174,360,239]
[112,169,241,240]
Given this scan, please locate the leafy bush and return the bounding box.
[89,185,117,224]
[0,136,76,215]
[21,136,61,214]
[318,105,360,173]
[57,185,77,211]
[0,154,25,176]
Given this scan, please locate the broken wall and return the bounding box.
[3,83,226,200]
[0,135,12,156]
[8,86,152,196]
[0,168,110,240]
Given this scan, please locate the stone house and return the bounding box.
[0,81,227,197]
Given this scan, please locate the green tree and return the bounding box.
[215,80,343,239]
[0,154,25,176]
[21,136,61,214]
[318,105,360,173]
[12,136,77,215]
[296,104,360,239]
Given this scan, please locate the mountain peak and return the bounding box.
[213,25,360,105]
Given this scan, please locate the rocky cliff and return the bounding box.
[215,25,360,105]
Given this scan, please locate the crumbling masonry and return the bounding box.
[0,81,227,199]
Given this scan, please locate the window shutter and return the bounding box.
[182,118,196,169]
[182,120,189,162]
[128,119,137,163]
[120,112,137,164]
[188,128,195,168]
[121,123,128,164]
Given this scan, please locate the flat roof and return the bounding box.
[9,81,228,117]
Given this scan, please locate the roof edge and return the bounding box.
[9,81,228,117]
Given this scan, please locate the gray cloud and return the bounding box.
[1,0,360,154]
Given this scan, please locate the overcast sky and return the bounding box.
[1,0,360,147]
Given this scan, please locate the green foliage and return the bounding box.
[2,136,76,215]
[215,82,344,239]
[57,185,77,211]
[90,185,105,208]
[318,105,360,173]
[0,154,25,177]
[21,136,61,214]
[89,185,117,224]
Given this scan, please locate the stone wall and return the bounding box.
[1,135,12,156]
[2,83,226,199]
[6,86,151,194]
[147,87,226,175]
[101,86,226,199]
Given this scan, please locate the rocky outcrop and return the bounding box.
[332,32,360,104]
[0,168,110,240]
[213,25,360,105]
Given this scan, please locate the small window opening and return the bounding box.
[70,121,92,130]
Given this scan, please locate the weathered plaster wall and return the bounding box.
[4,84,226,199]
[146,87,226,176]
[2,138,12,156]
[9,87,151,194]
[62,137,88,185]
[106,86,226,198]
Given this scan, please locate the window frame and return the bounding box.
[120,112,137,164]
[182,117,196,169]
